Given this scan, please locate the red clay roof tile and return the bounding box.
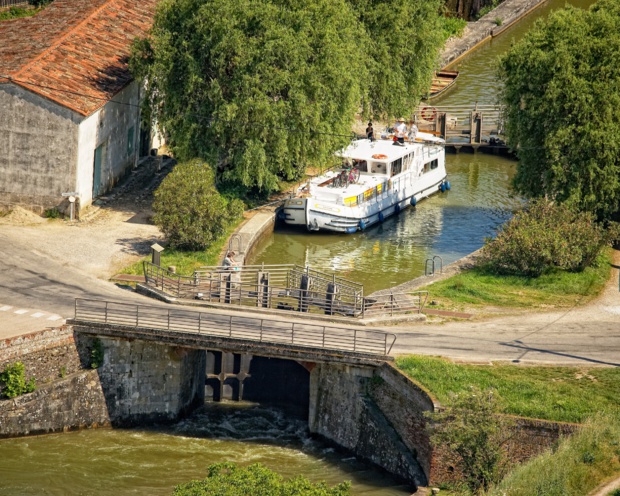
[0,0,158,116]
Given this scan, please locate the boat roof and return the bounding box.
[338,133,443,163]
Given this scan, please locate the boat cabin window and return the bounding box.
[403,152,414,171]
[354,160,368,173]
[391,158,403,177]
[370,162,386,174]
[423,159,438,173]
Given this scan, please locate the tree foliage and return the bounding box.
[131,0,443,193]
[499,0,620,219]
[172,463,351,495]
[152,159,244,250]
[349,0,444,117]
[481,200,618,277]
[430,388,514,495]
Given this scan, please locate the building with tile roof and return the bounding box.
[0,0,159,214]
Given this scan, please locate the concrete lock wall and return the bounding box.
[0,83,81,213]
[96,337,206,425]
[308,362,430,488]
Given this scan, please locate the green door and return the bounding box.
[93,144,103,197]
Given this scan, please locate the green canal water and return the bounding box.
[0,0,598,494]
[0,403,412,496]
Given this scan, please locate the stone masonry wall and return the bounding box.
[96,337,206,426]
[1,328,207,437]
[369,363,441,481]
[308,362,428,488]
[0,370,110,438]
[0,327,82,397]
[429,415,579,485]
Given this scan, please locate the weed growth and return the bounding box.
[485,415,620,496]
[0,362,36,399]
[90,339,104,369]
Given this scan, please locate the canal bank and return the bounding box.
[1,325,585,494]
[440,0,550,69]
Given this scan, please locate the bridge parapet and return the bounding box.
[69,298,396,365]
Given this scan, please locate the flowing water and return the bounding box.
[0,403,412,496]
[1,1,599,493]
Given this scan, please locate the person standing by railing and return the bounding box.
[223,251,238,270]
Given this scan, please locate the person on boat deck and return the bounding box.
[365,121,374,141]
[394,117,407,145]
[408,120,418,141]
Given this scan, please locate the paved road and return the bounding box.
[0,229,155,338]
[2,225,620,366]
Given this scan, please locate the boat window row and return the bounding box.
[424,159,439,173]
[344,181,390,207]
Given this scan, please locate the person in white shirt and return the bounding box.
[394,117,407,146]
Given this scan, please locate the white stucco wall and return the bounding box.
[77,81,141,207]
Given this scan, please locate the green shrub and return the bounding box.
[441,15,467,39]
[481,200,620,277]
[44,207,61,219]
[153,159,244,251]
[0,362,36,399]
[486,415,620,496]
[429,387,514,494]
[173,462,350,495]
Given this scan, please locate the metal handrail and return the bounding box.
[71,298,397,356]
[362,291,428,318]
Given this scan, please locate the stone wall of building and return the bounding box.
[0,83,80,213]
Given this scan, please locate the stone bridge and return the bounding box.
[67,298,435,489]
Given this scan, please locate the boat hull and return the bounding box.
[283,174,448,233]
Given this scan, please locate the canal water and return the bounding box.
[248,0,597,295]
[0,1,599,494]
[0,403,412,496]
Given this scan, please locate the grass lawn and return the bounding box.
[420,250,612,313]
[119,224,238,277]
[0,6,40,21]
[396,355,620,423]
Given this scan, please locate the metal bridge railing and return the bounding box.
[145,262,365,317]
[143,262,427,319]
[363,291,429,318]
[72,298,397,356]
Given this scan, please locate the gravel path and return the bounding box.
[0,157,169,280]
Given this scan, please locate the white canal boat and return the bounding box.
[281,132,449,233]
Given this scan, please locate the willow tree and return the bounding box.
[131,0,368,192]
[132,0,446,194]
[349,0,445,118]
[499,0,620,219]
